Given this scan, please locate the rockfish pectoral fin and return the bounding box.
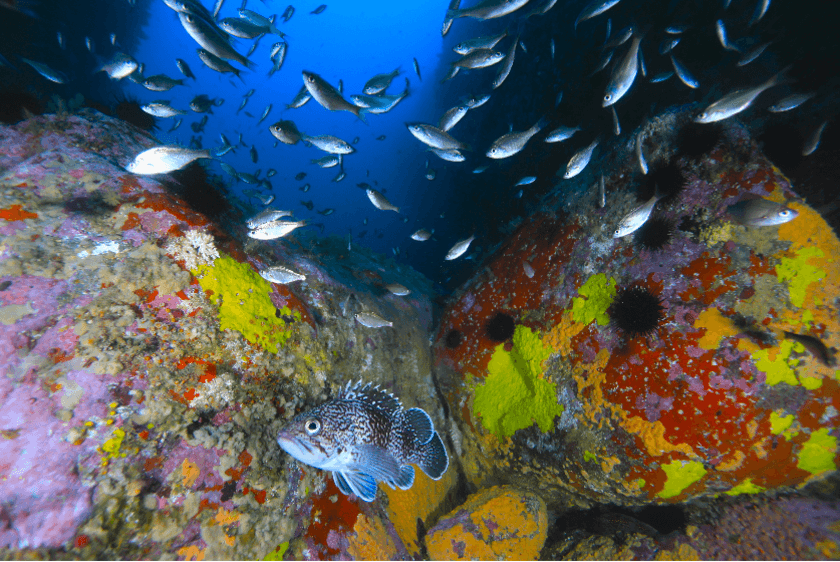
[341,470,378,502]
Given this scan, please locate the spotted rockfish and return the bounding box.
[276,380,449,501]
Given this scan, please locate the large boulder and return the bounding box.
[433,108,840,508]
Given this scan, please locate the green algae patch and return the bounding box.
[193,255,297,354]
[725,478,766,496]
[753,340,799,386]
[583,450,597,463]
[796,428,837,477]
[263,542,289,561]
[776,247,826,308]
[572,273,617,326]
[473,325,564,438]
[658,460,706,499]
[769,412,794,435]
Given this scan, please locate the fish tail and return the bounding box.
[417,432,449,480]
[445,8,461,20]
[355,107,369,125]
[534,116,550,133]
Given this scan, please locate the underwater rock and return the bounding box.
[425,485,548,561]
[0,110,450,557]
[433,107,840,508]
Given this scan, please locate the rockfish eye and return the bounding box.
[604,93,612,102]
[305,418,321,435]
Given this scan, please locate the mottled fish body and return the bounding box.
[277,380,449,502]
[141,102,187,118]
[438,104,470,132]
[99,52,138,80]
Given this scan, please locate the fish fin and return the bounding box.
[392,465,415,490]
[534,116,550,133]
[404,407,434,444]
[417,432,449,480]
[333,471,353,496]
[340,470,378,502]
[353,444,402,483]
[355,107,369,125]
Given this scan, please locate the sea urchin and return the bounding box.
[634,216,675,251]
[610,286,665,337]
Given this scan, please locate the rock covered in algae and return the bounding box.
[432,107,840,508]
[425,485,548,560]
[0,109,453,559]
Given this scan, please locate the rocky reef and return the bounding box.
[0,107,838,560]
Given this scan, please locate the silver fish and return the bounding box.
[141,102,187,118]
[126,146,211,175]
[355,312,393,328]
[610,105,621,135]
[351,83,410,114]
[168,118,183,133]
[575,0,621,30]
[269,41,287,76]
[213,0,225,18]
[219,16,266,39]
[178,12,254,69]
[603,34,641,106]
[473,165,489,173]
[695,69,786,123]
[413,57,422,80]
[247,219,308,240]
[250,145,258,163]
[748,0,770,26]
[21,58,68,84]
[465,94,491,108]
[737,41,771,66]
[603,25,633,49]
[276,380,449,502]
[659,37,680,55]
[287,85,312,109]
[486,117,548,159]
[599,175,606,208]
[715,19,741,52]
[238,8,284,36]
[636,132,648,175]
[258,104,273,124]
[442,0,460,34]
[198,48,244,80]
[545,125,580,143]
[363,67,401,95]
[282,4,294,21]
[303,134,355,154]
[445,235,475,260]
[143,73,184,91]
[613,194,662,237]
[802,120,829,156]
[447,0,530,21]
[407,123,468,151]
[247,210,293,234]
[367,189,399,212]
[99,52,138,80]
[333,171,346,182]
[260,265,306,284]
[311,155,341,168]
[768,92,815,113]
[176,58,196,80]
[425,167,437,180]
[492,33,519,89]
[453,29,508,55]
[550,37,555,59]
[515,176,537,186]
[727,198,798,226]
[411,229,432,241]
[438,104,470,131]
[270,120,303,145]
[430,148,465,162]
[564,140,599,179]
[670,53,699,89]
[303,70,366,120]
[385,283,411,296]
[650,71,673,83]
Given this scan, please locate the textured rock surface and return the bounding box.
[0,110,452,558]
[433,108,840,508]
[425,485,548,560]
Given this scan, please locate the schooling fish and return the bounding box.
[277,380,449,502]
[445,235,475,260]
[367,189,399,212]
[363,67,401,95]
[447,0,530,21]
[259,265,305,284]
[355,312,393,328]
[613,194,662,237]
[247,219,308,240]
[486,117,548,159]
[695,68,787,123]
[564,139,599,178]
[125,146,211,175]
[302,70,367,121]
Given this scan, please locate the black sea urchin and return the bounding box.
[610,286,665,337]
[644,161,685,201]
[486,312,515,342]
[634,216,674,251]
[445,329,462,349]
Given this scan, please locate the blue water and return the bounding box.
[0,0,837,290]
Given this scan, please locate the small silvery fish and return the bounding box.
[363,67,401,95]
[737,41,771,67]
[454,29,507,55]
[670,53,698,89]
[487,117,548,159]
[523,260,535,278]
[143,73,184,91]
[21,57,68,84]
[311,4,326,14]
[445,235,475,260]
[282,4,294,21]
[447,0,530,21]
[650,71,673,83]
[367,189,400,213]
[575,0,621,30]
[287,85,312,109]
[126,146,211,175]
[802,120,829,156]
[515,176,537,186]
[715,19,741,52]
[277,380,449,502]
[636,132,648,175]
[311,155,341,168]
[599,175,606,208]
[260,265,305,284]
[438,104,470,132]
[258,104,273,124]
[767,92,815,113]
[176,58,196,80]
[564,139,599,179]
[303,134,355,154]
[727,198,798,226]
[429,148,466,162]
[545,125,580,143]
[465,94,490,108]
[247,219,308,240]
[492,33,519,90]
[695,68,786,123]
[333,171,346,182]
[613,194,662,237]
[451,48,504,70]
[303,70,367,121]
[270,120,303,145]
[355,312,393,328]
[603,34,642,106]
[141,102,187,118]
[246,209,294,229]
[411,229,432,241]
[385,283,411,296]
[98,52,138,80]
[413,57,422,80]
[407,123,469,151]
